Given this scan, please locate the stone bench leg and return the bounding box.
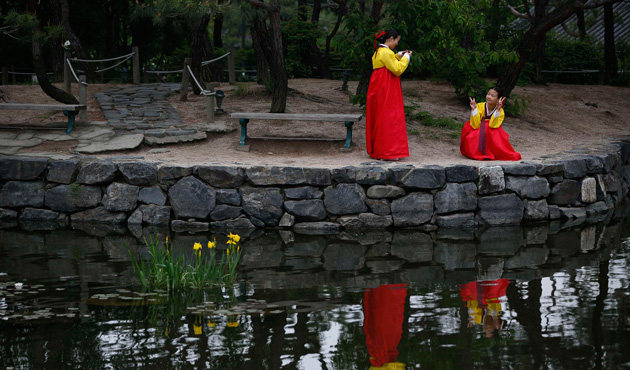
[239,118,249,145]
[63,110,78,135]
[236,118,251,152]
[344,121,354,149]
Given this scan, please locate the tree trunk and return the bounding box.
[249,0,287,113]
[533,0,548,84]
[297,0,308,21]
[604,3,617,83]
[49,3,64,82]
[311,0,322,22]
[131,16,153,69]
[105,1,120,59]
[497,4,600,98]
[26,3,78,104]
[355,0,385,98]
[267,4,288,112]
[250,17,270,85]
[324,0,348,79]
[213,12,224,48]
[190,13,218,94]
[51,0,94,81]
[576,9,586,37]
[308,0,329,78]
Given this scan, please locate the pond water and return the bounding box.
[1,204,629,369]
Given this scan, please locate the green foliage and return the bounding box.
[386,0,518,98]
[543,36,603,84]
[128,233,242,291]
[504,95,530,117]
[1,10,39,41]
[281,18,324,78]
[133,0,223,25]
[350,94,366,107]
[70,183,81,196]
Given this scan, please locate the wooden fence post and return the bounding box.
[79,75,87,122]
[1,66,8,85]
[206,94,215,123]
[143,66,150,83]
[180,58,191,102]
[132,46,140,84]
[228,46,236,85]
[64,51,71,94]
[205,82,218,123]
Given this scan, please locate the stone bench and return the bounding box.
[231,112,363,152]
[0,103,87,134]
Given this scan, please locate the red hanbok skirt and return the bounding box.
[459,279,510,305]
[363,284,407,367]
[366,68,409,160]
[460,120,521,161]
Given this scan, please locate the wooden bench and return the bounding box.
[0,103,86,134]
[231,112,363,151]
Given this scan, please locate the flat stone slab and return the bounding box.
[75,128,116,141]
[143,132,207,145]
[196,121,237,133]
[75,134,144,154]
[0,138,44,148]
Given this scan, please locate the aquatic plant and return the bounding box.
[128,233,242,290]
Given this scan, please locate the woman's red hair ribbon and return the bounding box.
[373,31,386,50]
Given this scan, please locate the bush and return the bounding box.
[543,37,604,84]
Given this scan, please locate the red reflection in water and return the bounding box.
[363,284,407,369]
[459,279,510,337]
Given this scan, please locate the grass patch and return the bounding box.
[405,106,463,141]
[408,109,463,130]
[129,233,242,291]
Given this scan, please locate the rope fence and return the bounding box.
[185,64,214,96]
[144,68,184,74]
[7,71,54,76]
[69,51,135,64]
[66,58,88,86]
[201,52,231,66]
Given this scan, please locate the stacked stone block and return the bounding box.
[1,137,629,232]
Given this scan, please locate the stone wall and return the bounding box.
[1,137,629,232]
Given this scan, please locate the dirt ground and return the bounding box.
[1,79,629,168]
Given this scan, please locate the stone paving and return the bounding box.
[0,83,236,156]
[94,83,199,138]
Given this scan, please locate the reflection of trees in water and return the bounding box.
[0,203,629,368]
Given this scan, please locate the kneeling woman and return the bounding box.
[460,87,521,161]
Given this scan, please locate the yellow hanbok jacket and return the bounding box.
[372,47,409,77]
[470,102,505,130]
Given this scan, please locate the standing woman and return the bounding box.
[366,29,412,161]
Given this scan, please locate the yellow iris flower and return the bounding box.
[193,242,202,251]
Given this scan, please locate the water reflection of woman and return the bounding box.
[459,279,510,338]
[363,284,407,370]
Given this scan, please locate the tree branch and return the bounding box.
[508,5,531,19]
[522,0,532,18]
[502,1,531,19]
[560,20,581,37]
[248,0,274,12]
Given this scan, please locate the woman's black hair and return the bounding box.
[491,86,504,98]
[375,28,400,45]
